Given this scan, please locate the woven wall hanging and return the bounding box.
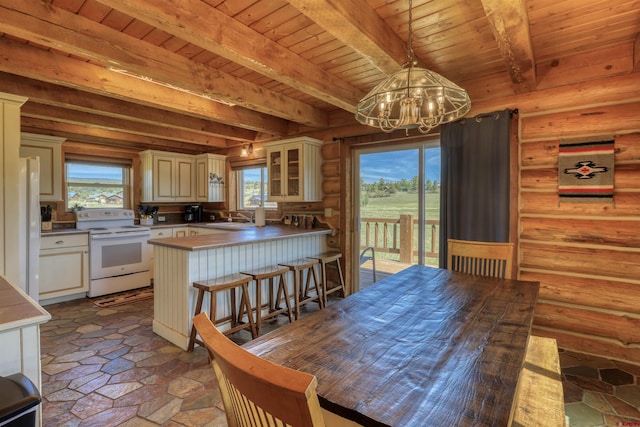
[558,140,614,204]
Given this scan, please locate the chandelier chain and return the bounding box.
[407,0,415,64]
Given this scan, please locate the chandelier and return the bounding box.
[355,0,471,134]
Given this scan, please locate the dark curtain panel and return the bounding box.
[439,109,512,267]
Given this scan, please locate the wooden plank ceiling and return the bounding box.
[0,0,638,154]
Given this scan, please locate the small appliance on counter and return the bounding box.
[40,205,52,231]
[184,205,202,223]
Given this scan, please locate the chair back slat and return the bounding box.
[193,313,326,427]
[447,239,514,279]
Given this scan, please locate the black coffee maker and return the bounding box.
[184,205,202,223]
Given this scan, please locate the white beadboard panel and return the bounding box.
[0,325,44,427]
[20,325,42,387]
[0,328,22,376]
[152,234,326,350]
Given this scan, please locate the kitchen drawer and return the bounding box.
[41,233,88,250]
[150,228,173,239]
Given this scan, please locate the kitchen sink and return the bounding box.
[206,222,257,230]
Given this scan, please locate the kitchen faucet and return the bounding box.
[236,211,254,223]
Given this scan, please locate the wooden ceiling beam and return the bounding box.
[286,0,407,75]
[0,72,257,142]
[0,0,327,128]
[0,37,289,136]
[21,103,228,148]
[21,117,213,154]
[480,0,536,93]
[95,0,364,113]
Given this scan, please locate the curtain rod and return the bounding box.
[334,108,519,142]
[471,108,519,121]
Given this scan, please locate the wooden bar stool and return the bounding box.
[308,251,346,307]
[279,258,322,320]
[240,265,293,337]
[187,273,256,351]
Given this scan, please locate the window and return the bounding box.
[65,161,131,210]
[237,167,277,210]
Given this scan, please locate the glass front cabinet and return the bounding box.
[264,137,323,202]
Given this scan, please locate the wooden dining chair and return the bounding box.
[192,313,326,427]
[447,239,514,279]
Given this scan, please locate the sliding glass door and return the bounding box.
[354,142,440,291]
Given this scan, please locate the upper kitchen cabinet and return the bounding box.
[140,150,195,203]
[195,153,226,202]
[20,132,65,201]
[264,137,323,202]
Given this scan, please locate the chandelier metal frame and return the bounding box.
[355,0,471,134]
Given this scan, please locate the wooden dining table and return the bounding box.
[243,264,540,426]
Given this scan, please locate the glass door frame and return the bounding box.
[351,139,440,292]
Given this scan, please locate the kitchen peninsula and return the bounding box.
[0,276,51,425]
[148,224,332,350]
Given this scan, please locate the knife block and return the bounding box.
[140,218,154,226]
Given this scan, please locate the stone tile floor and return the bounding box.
[40,296,640,426]
[40,295,310,427]
[560,349,640,427]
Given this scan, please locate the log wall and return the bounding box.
[519,108,640,364]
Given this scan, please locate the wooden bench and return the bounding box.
[510,335,566,427]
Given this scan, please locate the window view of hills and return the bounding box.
[66,163,125,210]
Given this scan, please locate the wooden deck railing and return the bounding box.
[360,214,439,263]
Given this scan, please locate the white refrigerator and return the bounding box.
[18,157,40,302]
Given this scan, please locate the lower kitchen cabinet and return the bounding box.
[39,233,89,302]
[172,226,188,238]
[186,226,228,236]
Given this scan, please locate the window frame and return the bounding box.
[64,157,133,211]
[234,166,277,211]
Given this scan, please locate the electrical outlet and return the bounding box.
[210,215,215,220]
[158,216,166,222]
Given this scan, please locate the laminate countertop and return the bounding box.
[0,276,50,332]
[147,224,333,251]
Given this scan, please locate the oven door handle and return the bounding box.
[91,231,151,240]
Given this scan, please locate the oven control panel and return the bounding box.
[76,209,135,220]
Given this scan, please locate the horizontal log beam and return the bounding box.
[0,72,256,143]
[97,0,363,113]
[0,0,327,128]
[21,117,211,154]
[535,302,640,346]
[0,37,288,136]
[22,103,227,148]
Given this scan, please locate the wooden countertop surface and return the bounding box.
[245,265,540,426]
[148,225,332,251]
[0,276,50,331]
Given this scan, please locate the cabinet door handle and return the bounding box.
[56,240,64,245]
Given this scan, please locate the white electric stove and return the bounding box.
[76,209,151,297]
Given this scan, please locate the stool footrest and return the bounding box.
[188,274,257,351]
[308,251,346,307]
[242,265,294,337]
